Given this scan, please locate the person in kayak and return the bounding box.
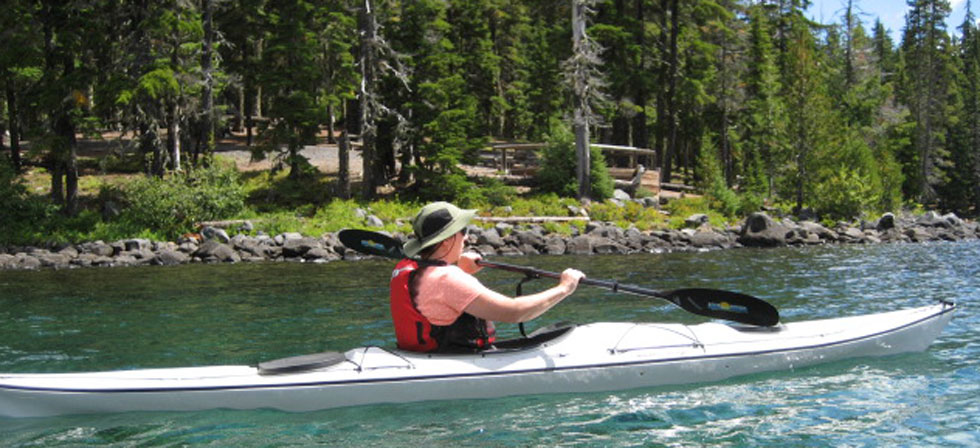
[391,201,585,353]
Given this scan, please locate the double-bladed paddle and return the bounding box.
[338,228,780,327]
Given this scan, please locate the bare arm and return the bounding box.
[463,268,585,323]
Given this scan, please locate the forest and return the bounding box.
[2,0,979,243]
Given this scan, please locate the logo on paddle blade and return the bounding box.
[708,301,749,314]
[361,239,386,251]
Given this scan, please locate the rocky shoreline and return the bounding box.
[1,210,978,271]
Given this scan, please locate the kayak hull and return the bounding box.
[0,303,956,418]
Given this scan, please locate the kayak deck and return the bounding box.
[0,302,956,418]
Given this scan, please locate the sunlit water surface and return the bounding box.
[1,241,977,446]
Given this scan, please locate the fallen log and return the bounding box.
[475,216,589,223]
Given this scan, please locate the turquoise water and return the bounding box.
[0,241,977,446]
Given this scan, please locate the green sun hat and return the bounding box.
[403,201,477,258]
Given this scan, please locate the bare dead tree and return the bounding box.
[563,0,607,200]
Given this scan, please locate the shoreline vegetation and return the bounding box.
[5,1,980,272]
[3,209,977,271]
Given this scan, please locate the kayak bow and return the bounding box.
[0,302,955,418]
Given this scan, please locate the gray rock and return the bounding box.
[154,250,190,266]
[613,189,632,201]
[739,213,789,247]
[685,214,709,228]
[542,235,567,254]
[517,243,540,255]
[838,227,866,242]
[917,211,947,228]
[304,247,339,261]
[201,226,231,243]
[37,253,71,269]
[690,230,731,248]
[78,241,115,257]
[57,245,79,258]
[477,228,505,247]
[195,241,241,263]
[905,227,936,242]
[366,215,384,228]
[942,213,964,228]
[17,254,42,270]
[593,237,628,254]
[566,235,594,255]
[876,213,897,231]
[282,237,319,258]
[512,230,545,249]
[123,238,152,252]
[799,221,837,241]
[238,221,254,233]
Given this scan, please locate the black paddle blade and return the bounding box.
[658,288,780,327]
[338,229,406,259]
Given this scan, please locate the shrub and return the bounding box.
[116,162,247,238]
[535,120,614,201]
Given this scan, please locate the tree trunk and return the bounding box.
[327,104,336,144]
[338,131,351,199]
[169,103,181,171]
[572,0,591,199]
[660,0,679,184]
[359,0,377,198]
[5,85,21,171]
[243,38,254,148]
[200,0,215,161]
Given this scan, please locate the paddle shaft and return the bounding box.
[478,260,662,298]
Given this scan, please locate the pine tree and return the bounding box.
[780,8,832,214]
[742,4,787,200]
[255,0,325,179]
[946,0,980,214]
[899,0,954,204]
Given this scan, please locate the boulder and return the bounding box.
[282,237,319,258]
[905,227,937,242]
[304,247,339,261]
[542,235,567,255]
[798,221,837,241]
[942,212,964,228]
[876,212,897,231]
[738,213,789,247]
[565,235,594,255]
[593,237,628,255]
[684,214,709,228]
[917,211,947,228]
[476,228,505,248]
[612,189,632,201]
[365,215,384,228]
[78,240,115,257]
[195,241,241,263]
[153,250,190,266]
[689,229,731,249]
[201,226,231,244]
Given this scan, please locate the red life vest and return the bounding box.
[389,259,496,352]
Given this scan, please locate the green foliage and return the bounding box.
[696,134,740,217]
[115,162,246,239]
[535,120,614,201]
[0,160,58,243]
[662,197,730,229]
[588,201,668,231]
[811,167,879,220]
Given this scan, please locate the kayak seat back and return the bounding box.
[257,351,348,375]
[488,323,576,352]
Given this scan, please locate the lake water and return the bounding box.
[1,241,977,446]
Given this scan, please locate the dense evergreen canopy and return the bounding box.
[1,0,978,219]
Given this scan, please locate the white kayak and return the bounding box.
[0,302,955,418]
